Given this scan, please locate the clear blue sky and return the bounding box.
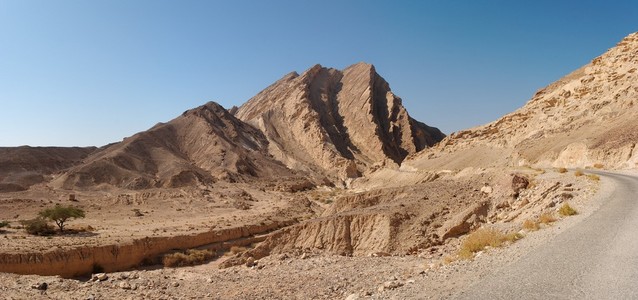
[1,1,636,147]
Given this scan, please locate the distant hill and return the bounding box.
[51,102,296,190]
[0,146,95,191]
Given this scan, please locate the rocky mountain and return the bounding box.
[235,62,444,180]
[47,63,443,190]
[0,146,96,191]
[405,32,638,170]
[51,102,297,190]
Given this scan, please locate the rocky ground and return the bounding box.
[0,168,608,299]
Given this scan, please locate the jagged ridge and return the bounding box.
[236,62,444,180]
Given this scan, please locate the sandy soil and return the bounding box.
[0,168,606,299]
[0,182,316,254]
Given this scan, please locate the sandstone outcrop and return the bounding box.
[236,63,444,180]
[0,221,291,278]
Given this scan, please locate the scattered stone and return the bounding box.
[119,282,132,290]
[378,280,404,292]
[480,184,493,194]
[246,257,256,267]
[278,253,289,260]
[345,293,360,300]
[32,282,48,291]
[93,273,108,281]
[206,278,214,283]
[171,282,180,287]
[512,174,530,194]
[369,251,391,257]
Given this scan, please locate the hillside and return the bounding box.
[404,32,638,171]
[51,102,297,190]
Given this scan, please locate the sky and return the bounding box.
[0,1,636,147]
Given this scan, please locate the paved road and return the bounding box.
[454,171,638,299]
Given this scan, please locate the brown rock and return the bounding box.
[236,63,444,180]
[512,174,530,194]
[439,201,490,240]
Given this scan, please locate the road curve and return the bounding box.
[454,171,638,300]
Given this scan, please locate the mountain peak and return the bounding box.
[344,62,375,72]
[236,63,444,180]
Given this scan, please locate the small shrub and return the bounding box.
[522,219,540,231]
[163,249,215,267]
[557,167,568,173]
[20,218,55,236]
[0,221,8,229]
[443,255,457,264]
[458,228,521,259]
[504,232,524,242]
[229,246,248,254]
[539,212,557,224]
[559,203,578,216]
[587,174,600,181]
[574,170,584,177]
[593,163,604,169]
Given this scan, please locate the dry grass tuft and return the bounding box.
[443,255,457,264]
[539,212,557,224]
[587,174,600,181]
[558,203,578,216]
[522,219,540,231]
[574,170,584,177]
[593,163,604,169]
[557,167,568,173]
[458,228,522,259]
[229,246,248,254]
[163,249,215,267]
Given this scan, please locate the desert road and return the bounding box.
[454,171,638,299]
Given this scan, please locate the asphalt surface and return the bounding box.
[454,171,638,300]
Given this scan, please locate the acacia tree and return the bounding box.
[39,205,85,232]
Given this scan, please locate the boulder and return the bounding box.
[439,201,490,240]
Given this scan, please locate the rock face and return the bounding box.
[235,63,444,179]
[406,32,638,170]
[52,102,296,189]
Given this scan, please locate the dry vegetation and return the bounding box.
[226,245,250,256]
[458,228,522,259]
[539,212,557,224]
[557,167,568,173]
[587,174,600,181]
[558,203,578,216]
[574,170,584,177]
[593,163,604,169]
[162,249,215,268]
[522,219,540,231]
